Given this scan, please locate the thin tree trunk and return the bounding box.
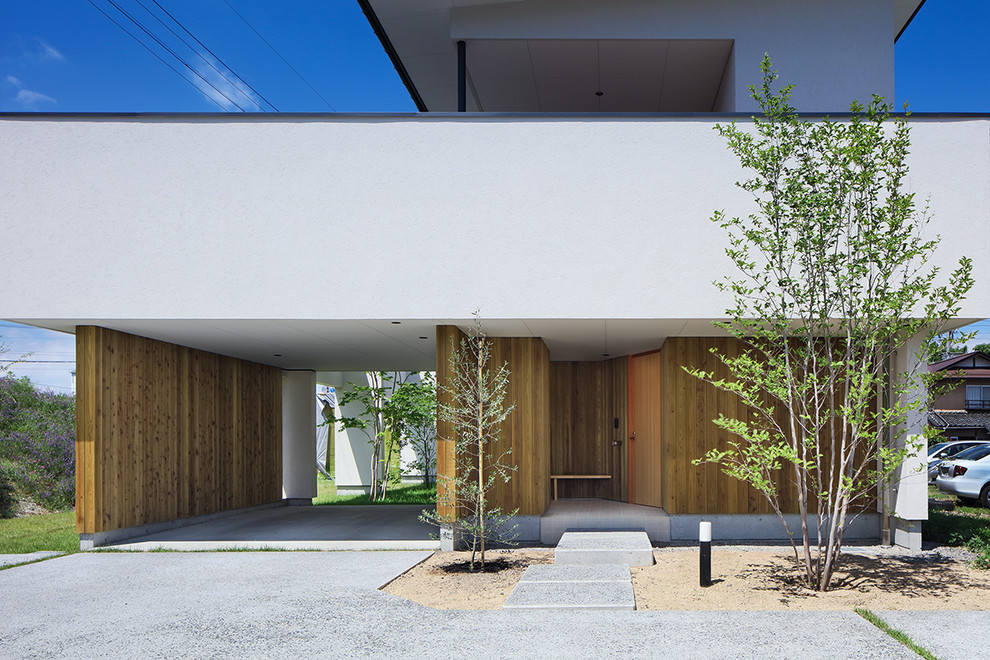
[477,349,486,570]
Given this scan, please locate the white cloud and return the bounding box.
[6,75,22,87]
[191,52,264,112]
[15,88,56,109]
[36,39,64,63]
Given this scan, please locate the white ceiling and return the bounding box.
[468,39,732,112]
[365,0,926,112]
[16,317,731,371]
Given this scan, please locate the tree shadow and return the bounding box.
[736,552,979,600]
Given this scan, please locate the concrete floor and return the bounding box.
[106,504,440,551]
[4,551,979,659]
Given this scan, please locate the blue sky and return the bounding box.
[2,0,990,389]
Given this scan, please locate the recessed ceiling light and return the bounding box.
[419,336,428,340]
[602,353,610,357]
[273,354,282,357]
[595,90,604,97]
[391,321,401,325]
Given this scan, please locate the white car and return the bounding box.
[928,440,990,482]
[934,444,990,507]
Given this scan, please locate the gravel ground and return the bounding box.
[0,551,928,659]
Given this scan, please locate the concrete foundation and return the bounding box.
[891,516,923,552]
[669,513,882,544]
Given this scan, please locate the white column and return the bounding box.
[886,333,927,550]
[282,369,317,503]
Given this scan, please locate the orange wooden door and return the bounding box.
[628,350,663,507]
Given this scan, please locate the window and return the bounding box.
[965,385,990,410]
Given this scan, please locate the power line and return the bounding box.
[87,0,225,110]
[104,0,249,111]
[1,360,75,364]
[140,0,278,112]
[92,0,247,111]
[222,0,336,111]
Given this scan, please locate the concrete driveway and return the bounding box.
[0,551,985,659]
[105,504,440,551]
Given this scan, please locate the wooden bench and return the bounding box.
[550,474,612,501]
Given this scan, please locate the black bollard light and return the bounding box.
[700,521,712,587]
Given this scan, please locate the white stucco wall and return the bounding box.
[449,0,894,113]
[282,369,317,500]
[319,371,375,489]
[1,115,986,323]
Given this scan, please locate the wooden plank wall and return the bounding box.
[75,326,282,534]
[661,337,796,515]
[549,358,628,500]
[434,327,551,517]
[630,351,663,507]
[434,325,464,520]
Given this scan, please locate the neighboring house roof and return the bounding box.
[929,411,990,431]
[929,351,990,375]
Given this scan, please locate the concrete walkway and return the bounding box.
[105,504,440,551]
[2,551,985,659]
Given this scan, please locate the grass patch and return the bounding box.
[854,608,939,660]
[314,481,435,506]
[0,510,77,554]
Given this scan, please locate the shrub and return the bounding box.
[0,376,75,510]
[0,466,16,518]
[967,528,990,570]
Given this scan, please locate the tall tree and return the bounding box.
[691,57,973,591]
[392,373,437,485]
[421,314,517,570]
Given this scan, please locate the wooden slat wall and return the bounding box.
[490,337,551,516]
[549,358,627,500]
[434,327,551,517]
[435,325,464,520]
[630,351,664,507]
[75,326,282,534]
[661,337,795,515]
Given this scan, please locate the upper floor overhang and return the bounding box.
[0,110,984,369]
[359,0,924,113]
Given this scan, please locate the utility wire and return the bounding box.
[144,0,279,112]
[134,0,262,111]
[222,0,336,111]
[104,0,248,110]
[86,0,225,110]
[100,0,249,111]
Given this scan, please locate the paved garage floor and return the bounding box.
[3,551,984,659]
[106,504,439,551]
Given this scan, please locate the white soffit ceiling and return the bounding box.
[14,318,732,370]
[468,39,732,112]
[364,0,925,112]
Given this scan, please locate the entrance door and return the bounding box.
[628,350,662,507]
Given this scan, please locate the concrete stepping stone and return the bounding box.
[502,563,635,611]
[554,531,655,567]
[503,580,635,611]
[520,563,631,583]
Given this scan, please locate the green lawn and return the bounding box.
[0,510,77,554]
[927,485,990,567]
[313,478,435,506]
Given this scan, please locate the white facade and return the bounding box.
[0,0,974,546]
[2,115,986,369]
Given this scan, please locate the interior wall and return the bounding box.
[75,326,282,534]
[435,326,551,518]
[549,358,628,500]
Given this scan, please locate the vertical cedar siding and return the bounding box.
[434,327,551,517]
[75,326,282,534]
[548,358,628,500]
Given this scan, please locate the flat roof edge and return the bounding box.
[2,111,990,121]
